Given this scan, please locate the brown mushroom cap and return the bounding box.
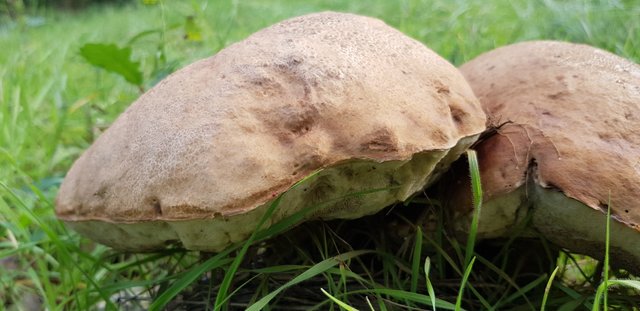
[451,40,640,271]
[56,12,485,251]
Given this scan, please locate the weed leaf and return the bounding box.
[79,43,143,86]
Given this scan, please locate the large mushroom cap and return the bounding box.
[56,12,485,251]
[451,40,640,271]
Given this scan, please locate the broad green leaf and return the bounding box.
[79,43,143,86]
[184,16,203,42]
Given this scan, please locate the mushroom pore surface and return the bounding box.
[56,12,486,251]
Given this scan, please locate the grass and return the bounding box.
[1,0,640,310]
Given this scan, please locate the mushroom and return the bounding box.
[448,40,640,272]
[55,12,486,251]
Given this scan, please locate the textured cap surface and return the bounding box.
[56,12,485,250]
[459,40,640,231]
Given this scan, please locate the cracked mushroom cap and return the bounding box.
[449,40,640,272]
[55,12,486,251]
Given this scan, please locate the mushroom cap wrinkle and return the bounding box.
[56,12,485,251]
[451,40,640,271]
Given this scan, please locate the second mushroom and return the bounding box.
[447,40,640,273]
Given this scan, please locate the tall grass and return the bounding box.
[1,0,640,309]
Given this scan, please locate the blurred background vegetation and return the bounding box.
[2,0,130,17]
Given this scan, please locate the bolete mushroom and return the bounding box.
[449,41,640,272]
[56,12,486,251]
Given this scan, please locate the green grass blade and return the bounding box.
[339,256,349,304]
[558,298,587,311]
[321,288,359,311]
[425,236,491,309]
[250,265,308,274]
[497,272,548,308]
[151,172,331,310]
[593,194,612,311]
[474,255,535,309]
[0,182,116,309]
[213,272,266,308]
[213,194,284,309]
[594,279,640,310]
[555,283,593,309]
[151,195,285,310]
[602,193,611,311]
[455,256,476,311]
[464,150,482,268]
[411,226,423,293]
[252,186,398,244]
[347,288,458,310]
[246,250,372,311]
[606,279,640,291]
[541,266,560,311]
[365,296,375,311]
[148,250,234,310]
[424,257,437,311]
[424,235,463,276]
